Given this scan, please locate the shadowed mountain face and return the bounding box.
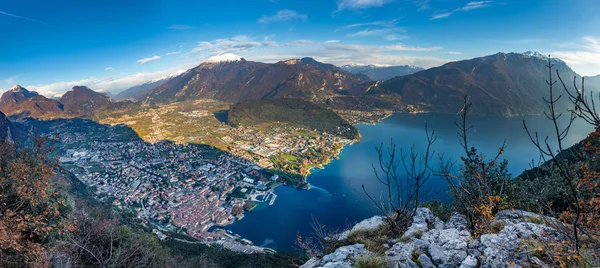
[377,52,581,116]
[0,112,11,142]
[145,57,372,104]
[0,86,64,117]
[340,64,424,81]
[584,75,600,92]
[60,86,112,116]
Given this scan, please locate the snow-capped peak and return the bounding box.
[149,70,186,83]
[10,85,25,92]
[522,51,549,59]
[519,51,565,63]
[205,53,244,64]
[341,63,392,68]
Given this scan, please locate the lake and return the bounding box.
[226,113,593,252]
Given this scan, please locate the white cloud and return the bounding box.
[336,19,405,40]
[187,35,448,69]
[430,12,452,20]
[335,20,402,32]
[239,39,448,69]
[105,67,114,71]
[336,0,393,11]
[444,51,462,55]
[190,35,276,55]
[165,51,181,56]
[258,10,307,24]
[137,55,161,64]
[552,36,600,76]
[416,0,430,11]
[25,67,192,97]
[385,34,407,41]
[430,1,493,20]
[168,24,192,30]
[460,1,493,11]
[286,40,315,46]
[326,43,443,52]
[348,29,393,37]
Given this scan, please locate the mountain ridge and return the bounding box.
[144,56,373,104]
[0,85,64,117]
[375,52,585,116]
[340,64,424,81]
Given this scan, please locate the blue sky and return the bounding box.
[1,0,600,96]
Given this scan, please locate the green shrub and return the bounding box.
[422,200,453,222]
[355,253,389,268]
[490,220,506,234]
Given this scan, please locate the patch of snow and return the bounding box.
[205,53,244,63]
[149,69,186,83]
[517,51,565,63]
[341,63,392,68]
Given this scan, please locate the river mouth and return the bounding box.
[225,113,593,252]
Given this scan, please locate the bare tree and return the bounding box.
[438,96,510,232]
[523,56,600,265]
[362,125,437,235]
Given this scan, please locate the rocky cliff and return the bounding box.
[302,208,560,268]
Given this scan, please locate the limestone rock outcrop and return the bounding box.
[302,208,559,268]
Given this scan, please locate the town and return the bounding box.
[43,120,280,253]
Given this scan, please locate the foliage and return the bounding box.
[518,58,600,267]
[472,195,510,237]
[53,204,173,268]
[355,253,389,268]
[422,200,453,222]
[439,97,512,230]
[0,137,70,267]
[228,98,361,140]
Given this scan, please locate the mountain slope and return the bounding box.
[376,52,580,116]
[341,64,424,81]
[0,111,12,142]
[145,56,372,104]
[0,85,64,117]
[114,70,185,101]
[584,74,600,92]
[60,86,113,116]
[228,98,360,140]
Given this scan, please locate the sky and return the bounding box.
[1,0,600,96]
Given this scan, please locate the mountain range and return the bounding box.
[340,64,424,81]
[0,85,64,117]
[375,52,592,116]
[143,56,372,104]
[0,85,128,119]
[2,52,599,119]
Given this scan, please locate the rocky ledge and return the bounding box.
[301,209,561,268]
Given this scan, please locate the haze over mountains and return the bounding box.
[1,52,599,119]
[340,64,424,81]
[115,70,186,101]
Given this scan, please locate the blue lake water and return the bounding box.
[226,113,593,252]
